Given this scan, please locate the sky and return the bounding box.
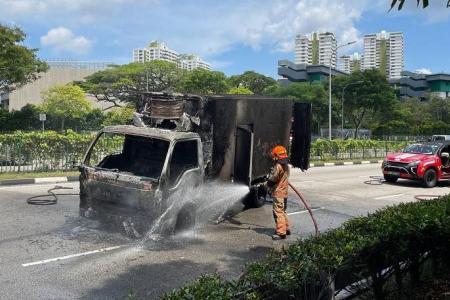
[1,0,449,78]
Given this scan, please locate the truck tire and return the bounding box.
[174,203,196,233]
[243,188,266,208]
[423,169,437,188]
[383,175,398,183]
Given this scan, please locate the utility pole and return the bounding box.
[328,41,356,140]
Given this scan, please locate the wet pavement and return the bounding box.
[0,164,449,299]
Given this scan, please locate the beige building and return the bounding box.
[3,61,110,112]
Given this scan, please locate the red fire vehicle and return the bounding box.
[382,141,450,188]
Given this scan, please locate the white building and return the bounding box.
[338,53,362,74]
[362,31,404,79]
[133,41,211,71]
[295,32,337,68]
[179,54,211,71]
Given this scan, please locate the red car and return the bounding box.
[382,141,450,187]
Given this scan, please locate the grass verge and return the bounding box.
[0,170,79,180]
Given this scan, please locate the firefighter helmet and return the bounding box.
[271,145,288,159]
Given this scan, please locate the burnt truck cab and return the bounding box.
[79,92,312,234]
[79,126,204,231]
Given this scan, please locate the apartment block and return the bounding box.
[338,53,362,73]
[133,41,211,71]
[295,32,337,68]
[362,31,404,79]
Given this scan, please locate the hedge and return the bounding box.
[0,131,409,168]
[162,195,450,300]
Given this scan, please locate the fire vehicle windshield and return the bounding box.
[402,143,442,155]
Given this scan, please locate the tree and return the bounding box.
[0,25,48,92]
[269,82,328,134]
[78,61,185,109]
[333,70,397,138]
[41,84,92,131]
[228,86,254,95]
[390,0,450,10]
[102,106,135,126]
[178,69,229,94]
[227,71,277,95]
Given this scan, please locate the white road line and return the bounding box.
[289,180,314,184]
[287,207,323,216]
[22,245,123,267]
[374,194,404,200]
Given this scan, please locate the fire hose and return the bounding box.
[288,182,320,237]
[27,185,79,205]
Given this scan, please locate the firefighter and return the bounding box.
[266,145,290,240]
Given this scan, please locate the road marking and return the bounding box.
[289,180,314,184]
[35,177,68,183]
[374,194,404,200]
[287,207,323,216]
[22,245,123,267]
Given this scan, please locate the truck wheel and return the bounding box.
[383,175,398,183]
[174,204,196,233]
[243,188,266,208]
[423,169,437,188]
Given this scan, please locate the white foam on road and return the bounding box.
[22,245,123,267]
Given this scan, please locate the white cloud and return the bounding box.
[41,27,92,54]
[415,68,432,75]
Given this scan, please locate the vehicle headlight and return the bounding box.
[407,161,420,168]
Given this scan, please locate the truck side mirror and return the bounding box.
[441,152,449,158]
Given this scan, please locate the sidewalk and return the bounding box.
[0,160,384,186]
[0,176,79,186]
[309,159,383,167]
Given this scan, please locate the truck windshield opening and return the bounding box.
[87,133,169,179]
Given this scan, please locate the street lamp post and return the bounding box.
[328,41,356,140]
[341,81,363,139]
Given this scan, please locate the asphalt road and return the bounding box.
[0,164,449,299]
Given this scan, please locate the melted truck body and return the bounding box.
[79,93,311,234]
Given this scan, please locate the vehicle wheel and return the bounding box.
[174,203,196,233]
[383,175,398,183]
[243,187,266,208]
[423,169,437,188]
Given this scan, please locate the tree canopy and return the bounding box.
[41,84,92,130]
[0,24,48,92]
[227,71,277,95]
[332,69,397,137]
[178,69,229,94]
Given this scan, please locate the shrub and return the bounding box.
[163,195,450,299]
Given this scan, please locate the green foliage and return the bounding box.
[165,195,450,299]
[228,86,254,95]
[78,61,186,108]
[332,69,397,137]
[0,24,48,92]
[310,138,407,160]
[102,106,134,126]
[269,82,328,134]
[227,71,276,95]
[41,84,93,130]
[0,130,93,171]
[162,274,234,300]
[178,69,229,94]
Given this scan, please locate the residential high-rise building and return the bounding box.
[294,32,337,68]
[179,54,211,71]
[338,53,362,73]
[133,41,211,71]
[362,31,404,79]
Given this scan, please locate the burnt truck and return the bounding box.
[79,92,311,233]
